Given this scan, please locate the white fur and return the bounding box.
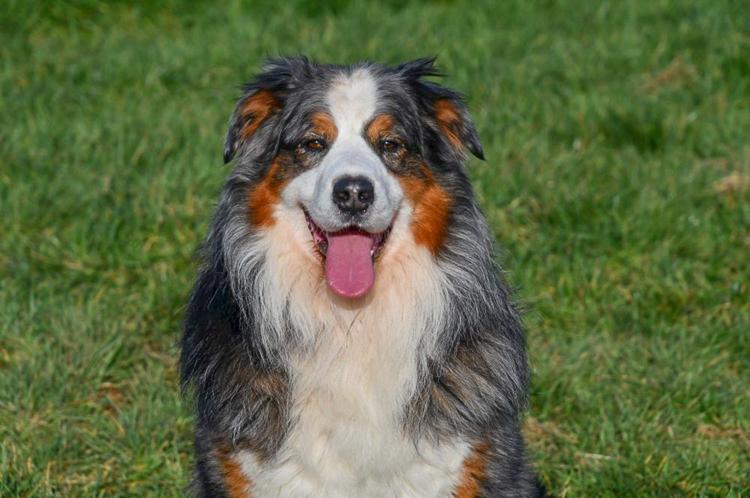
[327,67,379,136]
[232,205,469,497]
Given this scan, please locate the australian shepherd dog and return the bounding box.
[181,57,545,497]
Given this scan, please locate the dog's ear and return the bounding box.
[223,57,313,163]
[397,57,484,161]
[430,95,484,160]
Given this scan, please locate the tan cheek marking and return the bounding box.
[310,111,338,141]
[367,113,394,143]
[398,166,452,254]
[453,442,490,498]
[240,90,280,139]
[217,451,253,498]
[247,159,290,228]
[434,99,463,150]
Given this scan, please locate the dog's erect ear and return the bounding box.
[397,57,484,161]
[223,57,313,163]
[430,96,484,160]
[223,89,280,163]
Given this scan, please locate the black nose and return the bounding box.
[332,176,375,215]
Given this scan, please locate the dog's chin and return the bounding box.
[303,210,392,299]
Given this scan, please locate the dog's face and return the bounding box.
[223,58,483,299]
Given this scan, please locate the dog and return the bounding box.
[181,57,546,497]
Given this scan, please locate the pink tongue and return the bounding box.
[325,231,375,299]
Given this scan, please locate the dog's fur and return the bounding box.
[181,57,545,497]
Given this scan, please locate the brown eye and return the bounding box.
[304,138,327,151]
[381,139,401,153]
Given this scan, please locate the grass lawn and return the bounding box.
[1,0,749,496]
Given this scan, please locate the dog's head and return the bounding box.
[223,57,483,299]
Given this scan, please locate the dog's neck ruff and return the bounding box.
[223,204,470,497]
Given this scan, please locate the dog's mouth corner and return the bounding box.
[303,209,392,299]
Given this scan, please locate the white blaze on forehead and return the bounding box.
[326,68,378,137]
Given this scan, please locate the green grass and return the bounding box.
[1,0,749,496]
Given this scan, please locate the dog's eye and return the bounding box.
[381,139,402,153]
[303,138,327,152]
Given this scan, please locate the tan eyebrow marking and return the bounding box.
[366,113,395,143]
[310,111,338,140]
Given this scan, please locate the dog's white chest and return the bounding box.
[237,404,468,498]
[233,226,468,496]
[236,310,468,497]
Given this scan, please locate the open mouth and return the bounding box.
[304,210,391,299]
